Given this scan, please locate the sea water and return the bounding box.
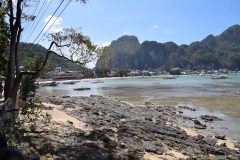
[37,73,240,140]
[37,74,240,99]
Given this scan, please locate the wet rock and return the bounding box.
[194,124,207,129]
[193,120,207,129]
[178,105,196,111]
[145,101,152,105]
[62,96,70,98]
[19,95,240,159]
[200,115,223,122]
[215,135,226,140]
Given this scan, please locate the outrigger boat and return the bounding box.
[211,74,230,79]
[74,87,91,91]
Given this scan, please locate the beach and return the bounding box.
[18,95,240,159]
[25,74,240,159]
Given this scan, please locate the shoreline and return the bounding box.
[19,95,240,159]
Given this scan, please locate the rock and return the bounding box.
[178,105,196,111]
[62,96,70,98]
[220,143,227,147]
[145,101,152,105]
[193,120,202,125]
[67,120,73,125]
[18,95,240,159]
[145,117,153,121]
[215,135,226,140]
[193,120,207,129]
[179,110,183,114]
[200,115,223,122]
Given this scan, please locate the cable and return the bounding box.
[36,0,72,44]
[22,0,41,40]
[31,0,65,45]
[21,0,35,35]
[25,0,52,42]
[24,0,48,42]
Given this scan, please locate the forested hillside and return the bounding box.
[18,43,82,71]
[96,24,240,71]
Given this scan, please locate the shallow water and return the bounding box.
[37,74,240,98]
[177,102,240,141]
[37,74,240,140]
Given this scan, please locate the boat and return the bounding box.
[41,81,58,86]
[63,81,76,85]
[74,87,91,91]
[91,80,104,83]
[162,76,176,79]
[211,74,230,79]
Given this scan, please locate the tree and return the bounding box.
[1,0,100,117]
[0,4,9,75]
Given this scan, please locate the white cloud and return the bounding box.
[102,41,111,47]
[44,15,63,33]
[86,61,96,69]
[96,41,111,47]
[153,24,159,29]
[122,31,128,35]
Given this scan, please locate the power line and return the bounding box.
[25,0,52,42]
[21,0,35,34]
[31,0,66,45]
[22,0,41,40]
[36,0,72,44]
[24,0,48,42]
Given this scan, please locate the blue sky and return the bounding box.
[21,0,240,47]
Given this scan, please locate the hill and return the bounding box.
[96,24,240,71]
[18,43,83,72]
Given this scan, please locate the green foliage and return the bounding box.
[96,25,240,71]
[8,99,52,146]
[95,68,110,77]
[0,7,9,74]
[227,53,240,70]
[117,69,129,77]
[19,75,36,101]
[18,43,81,73]
[48,28,101,65]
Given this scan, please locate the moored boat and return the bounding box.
[211,74,230,79]
[162,76,176,79]
[74,87,91,91]
[63,81,77,84]
[41,81,58,86]
[91,80,104,83]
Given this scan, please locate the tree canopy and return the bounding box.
[0,4,9,75]
[0,0,101,138]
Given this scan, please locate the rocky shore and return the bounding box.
[18,95,240,160]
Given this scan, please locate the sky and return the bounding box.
[19,0,240,67]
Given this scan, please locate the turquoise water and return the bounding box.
[37,74,240,141]
[37,74,240,99]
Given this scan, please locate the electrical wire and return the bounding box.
[25,0,52,42]
[21,0,35,35]
[31,0,65,45]
[36,0,72,44]
[22,0,41,40]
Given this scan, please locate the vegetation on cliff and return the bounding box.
[96,24,240,71]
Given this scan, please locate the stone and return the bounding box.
[200,115,223,122]
[215,135,226,140]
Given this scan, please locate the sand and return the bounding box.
[42,102,92,131]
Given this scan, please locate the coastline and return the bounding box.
[18,95,240,159]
